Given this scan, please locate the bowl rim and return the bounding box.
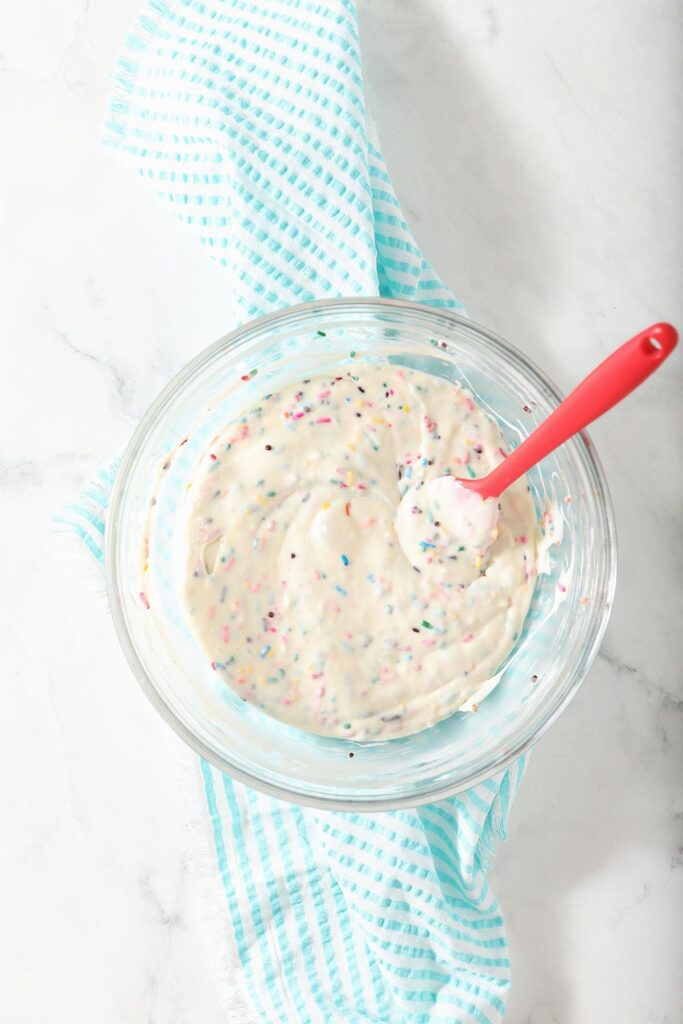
[105,297,618,810]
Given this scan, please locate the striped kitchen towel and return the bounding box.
[61,2,527,1021]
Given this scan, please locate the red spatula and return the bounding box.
[460,321,678,502]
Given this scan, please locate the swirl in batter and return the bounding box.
[182,362,540,739]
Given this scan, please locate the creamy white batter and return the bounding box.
[181,362,541,740]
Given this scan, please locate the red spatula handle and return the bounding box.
[468,322,678,500]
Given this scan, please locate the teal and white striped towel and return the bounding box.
[62,2,527,1020]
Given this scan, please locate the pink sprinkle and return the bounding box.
[312,672,323,680]
[292,411,305,420]
[210,453,218,461]
[219,625,230,643]
[225,557,236,572]
[315,417,332,424]
[421,638,437,647]
[463,632,474,643]
[463,396,475,412]
[317,686,326,697]
[498,447,508,459]
[139,591,150,610]
[558,582,567,593]
[317,389,331,399]
[344,632,353,641]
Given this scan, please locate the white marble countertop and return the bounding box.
[1,1,681,1021]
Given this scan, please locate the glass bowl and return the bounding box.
[106,299,616,810]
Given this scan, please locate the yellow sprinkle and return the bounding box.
[186,483,191,490]
[143,563,149,573]
[322,502,330,510]
[346,470,355,485]
[347,443,356,451]
[404,404,411,413]
[373,417,385,425]
[474,555,483,570]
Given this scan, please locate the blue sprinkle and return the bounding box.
[334,584,348,596]
[419,541,436,551]
[341,553,350,566]
[260,644,271,658]
[405,465,413,478]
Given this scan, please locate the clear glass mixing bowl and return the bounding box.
[106,299,617,810]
